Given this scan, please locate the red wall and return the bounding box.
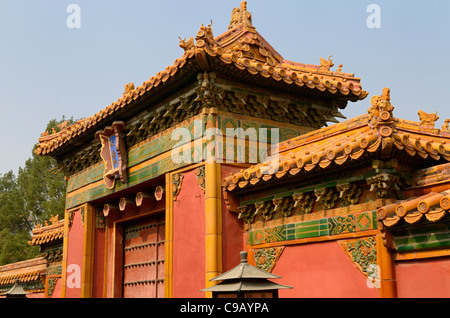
[273,241,380,298]
[172,170,206,298]
[92,227,106,298]
[65,208,84,298]
[221,165,245,272]
[51,277,62,298]
[395,257,450,298]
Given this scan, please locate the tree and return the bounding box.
[0,171,38,264]
[0,117,73,265]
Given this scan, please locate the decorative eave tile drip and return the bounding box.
[35,2,366,157]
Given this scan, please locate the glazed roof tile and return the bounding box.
[377,189,450,228]
[223,89,450,192]
[28,216,64,247]
[0,257,46,286]
[35,3,366,157]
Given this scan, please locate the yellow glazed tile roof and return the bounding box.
[377,190,450,228]
[223,88,450,192]
[28,216,64,247]
[0,257,46,286]
[35,2,366,157]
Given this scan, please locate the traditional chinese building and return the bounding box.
[223,88,450,297]
[23,2,450,298]
[0,216,64,298]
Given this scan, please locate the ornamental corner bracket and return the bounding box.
[95,121,128,189]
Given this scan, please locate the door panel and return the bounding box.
[123,214,165,298]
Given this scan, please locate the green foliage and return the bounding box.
[0,117,73,265]
[17,153,66,222]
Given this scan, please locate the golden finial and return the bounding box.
[228,1,253,29]
[381,87,390,101]
[368,87,394,126]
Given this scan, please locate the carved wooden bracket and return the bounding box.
[315,188,339,210]
[292,192,315,214]
[255,201,275,221]
[367,172,403,200]
[231,182,369,224]
[273,197,294,218]
[237,205,257,224]
[337,183,362,206]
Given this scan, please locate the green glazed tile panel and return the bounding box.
[392,223,450,252]
[247,210,378,246]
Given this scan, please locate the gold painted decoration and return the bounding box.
[95,121,128,190]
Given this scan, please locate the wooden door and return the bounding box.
[122,214,165,298]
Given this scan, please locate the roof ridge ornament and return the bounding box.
[418,110,439,131]
[368,87,395,129]
[228,1,253,29]
[178,36,194,51]
[318,55,334,73]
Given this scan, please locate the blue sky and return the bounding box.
[0,0,449,175]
